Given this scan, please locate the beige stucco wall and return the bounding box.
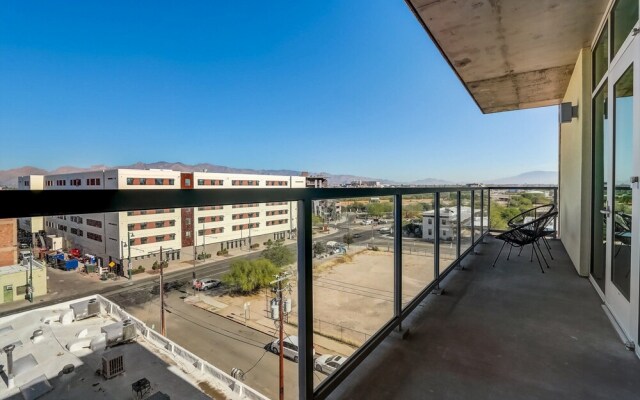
[0,265,47,304]
[559,48,592,276]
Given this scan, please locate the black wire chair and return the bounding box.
[493,211,559,273]
[507,204,556,260]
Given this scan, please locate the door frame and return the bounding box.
[603,32,640,348]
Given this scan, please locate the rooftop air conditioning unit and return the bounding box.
[102,349,124,379]
[101,319,137,347]
[70,298,100,321]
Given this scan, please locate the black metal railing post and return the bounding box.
[487,189,491,233]
[297,199,313,400]
[394,194,403,330]
[480,189,485,242]
[470,190,476,252]
[456,191,462,268]
[433,192,441,293]
[553,187,558,238]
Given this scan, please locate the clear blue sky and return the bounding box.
[0,0,558,182]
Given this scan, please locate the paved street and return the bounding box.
[111,286,324,400]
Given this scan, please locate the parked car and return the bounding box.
[378,227,392,234]
[314,354,346,374]
[198,278,221,290]
[352,233,362,238]
[268,335,315,363]
[360,220,372,225]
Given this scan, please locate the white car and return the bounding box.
[314,354,346,374]
[378,227,392,234]
[194,278,221,290]
[269,336,315,363]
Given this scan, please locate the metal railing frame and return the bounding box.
[0,185,558,399]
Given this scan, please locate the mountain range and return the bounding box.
[0,162,557,188]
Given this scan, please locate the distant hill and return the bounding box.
[0,162,557,188]
[408,178,454,186]
[0,166,48,188]
[486,171,557,185]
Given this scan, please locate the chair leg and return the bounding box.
[532,243,545,273]
[507,243,514,260]
[492,241,507,268]
[542,236,554,260]
[536,240,550,268]
[518,246,524,257]
[530,244,534,262]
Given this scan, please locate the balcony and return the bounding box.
[9,185,634,400]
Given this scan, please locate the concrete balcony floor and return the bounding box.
[328,236,640,400]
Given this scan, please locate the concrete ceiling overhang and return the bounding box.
[405,0,609,113]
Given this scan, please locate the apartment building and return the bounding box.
[422,207,472,241]
[18,169,306,270]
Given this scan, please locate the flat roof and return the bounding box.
[0,261,45,276]
[0,295,267,400]
[405,0,608,113]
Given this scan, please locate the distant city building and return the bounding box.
[342,180,383,188]
[422,207,471,241]
[301,172,328,188]
[18,169,306,272]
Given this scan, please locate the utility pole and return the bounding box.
[27,252,33,302]
[193,226,197,296]
[270,272,291,400]
[127,232,132,280]
[120,240,125,278]
[160,246,166,336]
[202,223,206,255]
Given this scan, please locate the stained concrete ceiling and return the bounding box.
[406,0,609,113]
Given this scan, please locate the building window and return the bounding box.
[87,219,102,228]
[232,180,259,186]
[612,0,639,59]
[87,232,102,242]
[197,179,224,186]
[266,180,288,186]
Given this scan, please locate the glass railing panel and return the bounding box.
[12,202,301,400]
[483,190,490,234]
[459,191,472,254]
[473,191,482,242]
[486,189,556,232]
[438,192,458,273]
[401,194,435,308]
[311,196,394,389]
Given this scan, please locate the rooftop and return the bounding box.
[0,295,266,400]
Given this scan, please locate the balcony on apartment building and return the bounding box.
[3,183,638,400]
[3,1,640,399]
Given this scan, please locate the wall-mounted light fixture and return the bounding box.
[560,102,579,123]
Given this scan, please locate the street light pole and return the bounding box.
[127,232,133,280]
[193,225,197,296]
[27,251,33,302]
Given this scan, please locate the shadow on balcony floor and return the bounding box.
[328,236,640,400]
